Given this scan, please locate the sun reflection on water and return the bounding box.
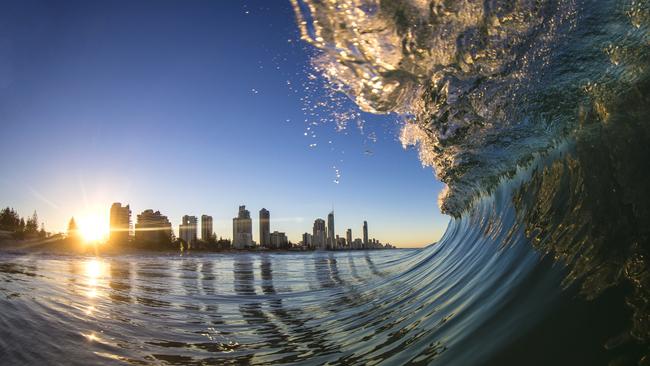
[82,332,99,342]
[84,259,107,299]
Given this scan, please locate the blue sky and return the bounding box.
[0,0,448,247]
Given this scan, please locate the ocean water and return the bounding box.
[1,0,649,364]
[0,238,619,365]
[0,247,554,365]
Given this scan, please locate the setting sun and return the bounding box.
[77,213,109,243]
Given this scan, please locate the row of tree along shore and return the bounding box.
[0,207,48,240]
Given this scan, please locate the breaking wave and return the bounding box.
[291,0,649,215]
[292,0,650,363]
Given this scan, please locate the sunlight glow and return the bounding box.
[78,213,109,243]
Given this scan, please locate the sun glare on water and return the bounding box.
[78,213,109,243]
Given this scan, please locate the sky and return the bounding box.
[0,0,449,247]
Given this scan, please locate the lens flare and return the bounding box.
[78,213,109,243]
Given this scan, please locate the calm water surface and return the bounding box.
[2,250,459,365]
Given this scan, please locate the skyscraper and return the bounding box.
[346,228,352,249]
[109,202,131,244]
[302,232,313,248]
[327,211,335,249]
[201,214,213,242]
[363,221,368,248]
[259,208,270,248]
[135,209,172,245]
[179,215,198,249]
[233,205,253,249]
[313,218,326,250]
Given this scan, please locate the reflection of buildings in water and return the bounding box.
[313,253,346,289]
[234,255,304,362]
[260,255,275,296]
[233,255,255,296]
[314,255,336,289]
[326,253,368,311]
[200,260,216,296]
[365,252,384,277]
[260,255,297,329]
[108,260,133,304]
[327,253,344,286]
[179,260,199,293]
[299,253,357,357]
[259,256,306,330]
[233,255,288,357]
[134,262,172,308]
[346,253,363,282]
[233,255,261,335]
[192,259,223,327]
[187,260,221,324]
[66,262,81,296]
[304,254,320,292]
[261,256,313,341]
[317,254,371,315]
[179,259,202,311]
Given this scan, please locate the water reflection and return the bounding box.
[200,260,215,296]
[314,255,336,289]
[0,249,539,365]
[135,261,171,309]
[108,260,132,304]
[83,259,107,299]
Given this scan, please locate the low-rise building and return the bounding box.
[135,209,172,246]
[269,231,289,249]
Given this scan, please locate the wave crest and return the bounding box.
[291,0,649,215]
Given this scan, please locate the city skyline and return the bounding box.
[107,201,389,249]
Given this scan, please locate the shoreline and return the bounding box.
[0,238,406,257]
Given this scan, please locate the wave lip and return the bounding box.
[291,0,649,216]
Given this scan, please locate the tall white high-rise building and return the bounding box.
[179,215,198,249]
[233,205,253,249]
[313,218,326,250]
[109,202,131,244]
[363,221,368,248]
[327,211,335,249]
[346,228,352,249]
[302,232,313,248]
[201,215,213,242]
[259,208,270,248]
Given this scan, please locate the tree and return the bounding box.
[39,223,47,239]
[12,217,26,240]
[25,211,39,236]
[67,217,79,239]
[0,207,20,231]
